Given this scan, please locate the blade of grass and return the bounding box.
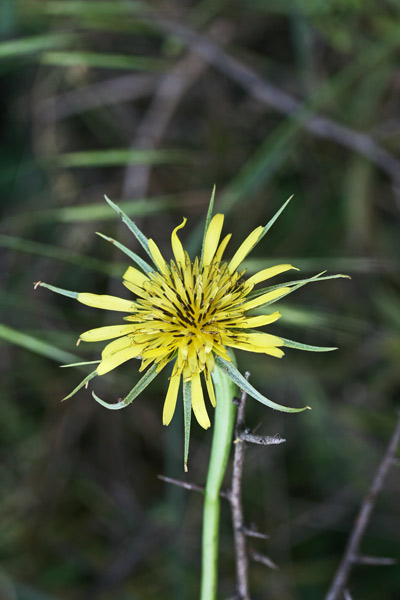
[0,323,79,364]
[55,148,188,168]
[0,234,124,276]
[42,51,165,71]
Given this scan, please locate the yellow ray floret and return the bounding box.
[78,293,136,312]
[203,214,224,266]
[228,226,263,273]
[246,264,297,287]
[171,218,187,269]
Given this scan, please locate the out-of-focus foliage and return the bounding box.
[1,1,399,599]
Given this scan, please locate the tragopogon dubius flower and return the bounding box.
[37,193,346,433]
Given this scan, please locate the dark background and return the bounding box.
[1,1,400,599]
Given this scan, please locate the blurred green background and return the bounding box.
[1,1,400,599]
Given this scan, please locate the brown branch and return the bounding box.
[147,15,400,191]
[230,375,251,600]
[354,555,397,567]
[157,474,205,494]
[157,475,230,499]
[37,73,158,123]
[325,412,400,600]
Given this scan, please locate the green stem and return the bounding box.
[200,363,237,600]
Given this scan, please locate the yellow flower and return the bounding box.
[37,194,345,430]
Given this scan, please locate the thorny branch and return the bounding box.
[324,412,400,600]
[147,15,400,198]
[229,376,285,599]
[230,378,251,600]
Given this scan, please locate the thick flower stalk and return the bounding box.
[37,193,345,467]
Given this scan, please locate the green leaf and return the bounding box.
[96,232,154,275]
[0,33,72,59]
[200,184,216,266]
[37,282,78,299]
[45,1,144,17]
[183,380,192,472]
[0,323,79,364]
[56,148,187,168]
[214,355,310,413]
[104,195,155,265]
[281,338,337,352]
[0,234,121,276]
[42,51,165,71]
[63,370,98,401]
[4,195,184,226]
[91,363,159,410]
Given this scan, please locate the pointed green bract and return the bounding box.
[96,231,154,274]
[239,195,293,260]
[91,363,159,410]
[61,360,101,368]
[215,356,309,413]
[250,272,349,310]
[200,185,216,266]
[104,195,155,264]
[258,195,293,243]
[183,380,192,472]
[38,282,78,299]
[281,338,337,352]
[123,363,159,405]
[63,370,98,401]
[248,272,350,299]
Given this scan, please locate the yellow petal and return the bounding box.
[148,239,169,275]
[232,312,281,328]
[123,280,147,298]
[228,226,263,273]
[79,324,138,342]
[191,373,210,429]
[123,266,149,288]
[226,341,284,358]
[97,346,143,375]
[235,332,284,347]
[242,287,291,311]
[204,370,216,407]
[246,264,298,287]
[163,363,181,425]
[171,218,187,268]
[78,293,135,312]
[203,214,224,266]
[213,233,231,264]
[102,336,136,358]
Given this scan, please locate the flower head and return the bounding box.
[37,193,346,431]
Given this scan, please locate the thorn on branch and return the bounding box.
[250,550,279,570]
[242,526,269,540]
[157,475,204,494]
[157,475,230,499]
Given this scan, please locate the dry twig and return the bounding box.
[324,412,400,600]
[147,15,400,195]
